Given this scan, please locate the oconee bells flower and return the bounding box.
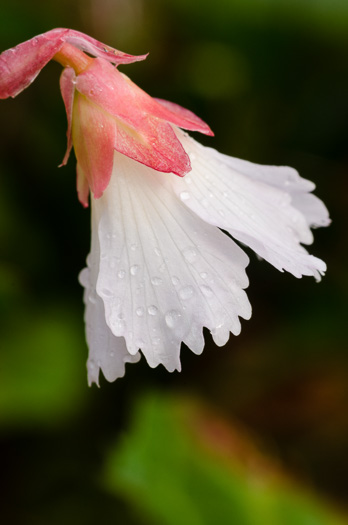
[0,29,330,385]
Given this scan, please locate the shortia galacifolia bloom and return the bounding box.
[0,29,330,385]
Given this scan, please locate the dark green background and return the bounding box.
[0,1,347,523]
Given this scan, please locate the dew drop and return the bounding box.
[136,307,144,317]
[101,288,113,297]
[88,294,96,304]
[200,272,208,279]
[179,286,194,300]
[154,247,161,256]
[136,338,145,347]
[189,153,196,161]
[185,176,192,185]
[117,313,125,320]
[165,310,181,328]
[152,337,161,346]
[183,247,197,263]
[180,191,190,201]
[130,243,138,251]
[159,263,166,273]
[118,269,125,279]
[110,351,115,357]
[88,359,95,370]
[200,285,213,297]
[112,319,126,335]
[148,305,158,316]
[130,264,139,276]
[151,276,162,286]
[171,276,180,286]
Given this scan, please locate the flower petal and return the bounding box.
[59,67,76,166]
[75,59,191,177]
[0,28,147,99]
[152,98,214,136]
[215,152,330,229]
[91,152,251,374]
[63,28,147,66]
[72,93,116,198]
[0,29,68,99]
[169,130,327,281]
[79,208,140,386]
[76,163,90,208]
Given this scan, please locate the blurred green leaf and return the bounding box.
[0,304,86,427]
[104,393,346,525]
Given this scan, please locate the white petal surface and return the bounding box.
[92,152,251,374]
[79,208,140,386]
[215,151,330,229]
[169,130,328,280]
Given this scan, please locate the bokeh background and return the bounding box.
[0,1,347,523]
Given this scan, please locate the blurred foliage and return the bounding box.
[0,0,347,523]
[105,393,347,525]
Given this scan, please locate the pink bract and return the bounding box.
[0,28,214,204]
[0,28,147,99]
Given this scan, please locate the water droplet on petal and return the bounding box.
[130,265,139,276]
[118,269,126,279]
[183,247,197,263]
[110,351,115,357]
[130,243,138,251]
[136,307,144,317]
[151,276,162,286]
[200,285,213,297]
[171,276,180,286]
[88,359,95,370]
[101,288,113,297]
[154,247,161,256]
[148,305,158,316]
[165,310,181,328]
[200,272,208,279]
[180,191,190,201]
[179,286,194,300]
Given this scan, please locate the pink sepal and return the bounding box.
[72,93,116,199]
[0,28,147,99]
[76,163,90,208]
[61,28,148,66]
[154,98,214,136]
[59,67,76,166]
[75,59,191,177]
[0,31,67,99]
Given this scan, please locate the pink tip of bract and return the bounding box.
[154,98,214,137]
[0,28,147,99]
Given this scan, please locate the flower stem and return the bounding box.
[53,43,93,74]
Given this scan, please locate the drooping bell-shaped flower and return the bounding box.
[0,29,330,386]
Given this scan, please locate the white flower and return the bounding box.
[80,129,329,385]
[0,29,330,386]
